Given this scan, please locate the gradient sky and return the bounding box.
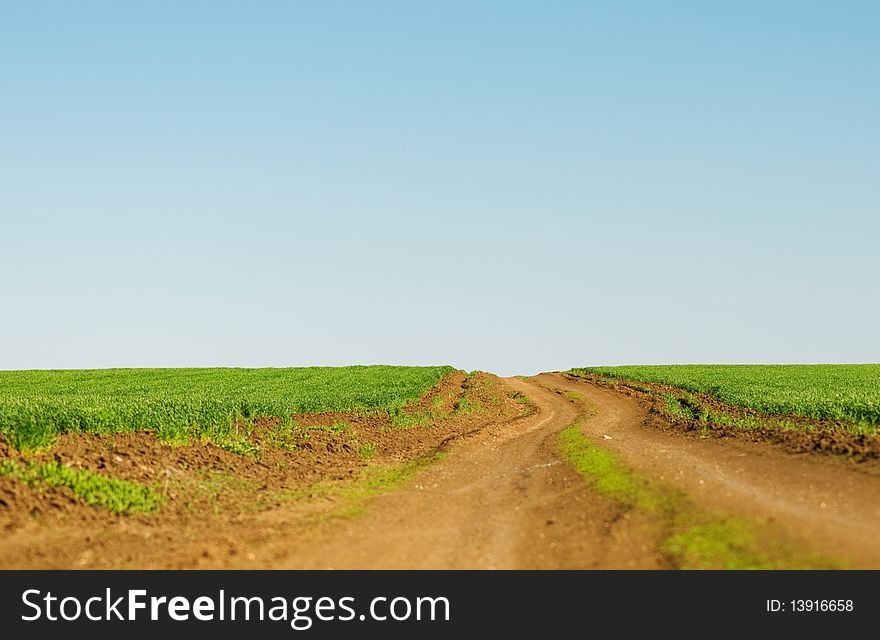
[2,2,878,376]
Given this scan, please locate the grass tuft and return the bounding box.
[0,460,163,514]
[270,452,445,518]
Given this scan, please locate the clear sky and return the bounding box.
[2,2,878,376]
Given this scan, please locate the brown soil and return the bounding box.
[3,371,880,569]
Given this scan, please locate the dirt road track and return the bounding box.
[276,377,664,569]
[279,374,880,569]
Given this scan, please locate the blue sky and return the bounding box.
[2,2,878,375]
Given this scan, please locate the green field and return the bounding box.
[571,365,880,428]
[0,365,454,452]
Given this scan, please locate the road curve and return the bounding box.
[274,377,663,569]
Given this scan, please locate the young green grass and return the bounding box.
[453,397,481,415]
[390,411,442,428]
[661,520,780,570]
[558,426,659,510]
[0,460,162,515]
[571,364,880,429]
[357,443,377,460]
[0,365,455,452]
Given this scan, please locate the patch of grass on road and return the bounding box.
[559,426,658,510]
[558,424,838,569]
[270,452,446,519]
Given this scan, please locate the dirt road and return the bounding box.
[275,376,665,569]
[277,374,880,569]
